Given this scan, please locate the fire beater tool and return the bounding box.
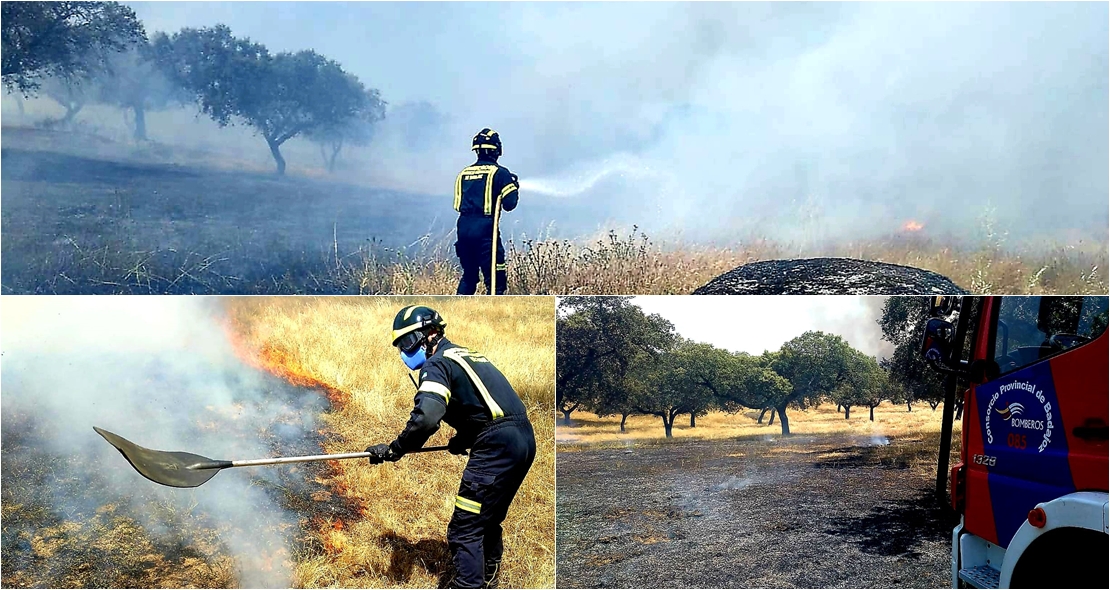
[93,426,448,489]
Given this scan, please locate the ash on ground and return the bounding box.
[692,258,969,295]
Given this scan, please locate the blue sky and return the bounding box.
[124,2,1109,242]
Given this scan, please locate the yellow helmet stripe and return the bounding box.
[391,322,422,344]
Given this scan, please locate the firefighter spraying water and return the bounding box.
[453,129,520,295]
[920,295,1108,589]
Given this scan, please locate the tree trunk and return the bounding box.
[954,400,964,421]
[662,414,673,438]
[757,407,770,424]
[768,409,776,426]
[561,410,573,425]
[327,141,342,172]
[620,412,629,432]
[776,405,790,436]
[61,102,82,125]
[837,404,843,413]
[267,136,287,176]
[844,405,851,419]
[131,103,147,141]
[870,405,876,421]
[930,400,941,411]
[690,413,696,428]
[907,400,913,412]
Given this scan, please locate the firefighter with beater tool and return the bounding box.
[453,128,520,295]
[365,305,537,588]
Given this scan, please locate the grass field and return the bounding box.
[3,127,1106,295]
[557,403,963,588]
[558,402,959,451]
[222,296,557,588]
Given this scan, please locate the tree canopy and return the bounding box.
[2,1,144,93]
[152,25,377,175]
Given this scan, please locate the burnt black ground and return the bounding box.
[556,435,957,588]
[692,258,969,295]
[0,129,592,294]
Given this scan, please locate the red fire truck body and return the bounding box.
[934,296,1108,588]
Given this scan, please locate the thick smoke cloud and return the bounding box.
[1,297,328,586]
[632,295,894,359]
[118,2,1109,243]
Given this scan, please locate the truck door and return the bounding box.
[961,296,1108,548]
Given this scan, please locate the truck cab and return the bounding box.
[922,296,1108,589]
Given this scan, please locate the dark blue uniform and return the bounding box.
[389,339,536,588]
[453,157,519,295]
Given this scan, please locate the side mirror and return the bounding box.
[929,296,959,317]
[921,318,955,363]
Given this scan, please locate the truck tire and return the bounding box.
[1009,527,1108,589]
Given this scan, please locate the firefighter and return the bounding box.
[453,128,520,295]
[365,305,537,589]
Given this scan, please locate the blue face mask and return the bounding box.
[401,346,427,370]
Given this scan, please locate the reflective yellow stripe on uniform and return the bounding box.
[443,348,505,419]
[417,380,451,404]
[454,171,463,211]
[498,183,517,200]
[483,170,496,215]
[495,263,506,271]
[455,495,481,514]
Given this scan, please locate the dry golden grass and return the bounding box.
[222,296,556,588]
[440,228,1107,295]
[558,403,963,482]
[557,402,960,447]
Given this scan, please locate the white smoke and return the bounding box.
[1,297,329,586]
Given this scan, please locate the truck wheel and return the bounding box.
[1010,527,1107,589]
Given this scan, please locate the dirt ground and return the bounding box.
[556,434,958,588]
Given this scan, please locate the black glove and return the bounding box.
[365,443,401,465]
[447,435,470,456]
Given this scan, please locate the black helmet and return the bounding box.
[392,305,447,353]
[472,128,502,159]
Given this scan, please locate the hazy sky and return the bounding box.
[124,2,1108,242]
[633,295,893,359]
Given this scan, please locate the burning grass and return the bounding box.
[221,296,556,588]
[2,126,1106,295]
[1,396,354,589]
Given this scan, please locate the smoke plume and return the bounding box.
[1,297,330,586]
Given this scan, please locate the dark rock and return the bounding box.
[692,258,969,295]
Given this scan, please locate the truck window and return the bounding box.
[994,296,1108,375]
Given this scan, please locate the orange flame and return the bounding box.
[901,220,924,232]
[221,317,350,408]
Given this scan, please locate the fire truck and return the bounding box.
[920,295,1108,589]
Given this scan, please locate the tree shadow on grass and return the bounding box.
[824,489,958,558]
[2,148,199,184]
[378,531,452,587]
